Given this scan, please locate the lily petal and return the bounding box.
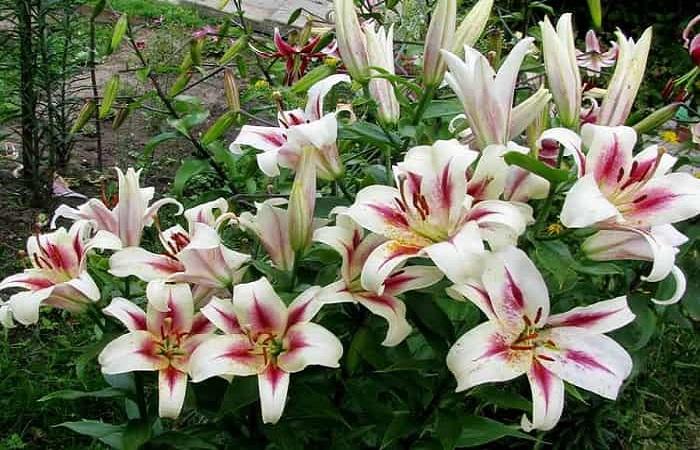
[360,241,423,295]
[103,297,147,331]
[109,247,183,281]
[258,365,290,424]
[521,360,564,432]
[158,366,188,418]
[355,292,412,346]
[424,221,484,284]
[233,277,287,336]
[277,322,343,372]
[560,174,620,228]
[547,296,634,333]
[98,331,165,374]
[200,296,241,334]
[189,334,263,382]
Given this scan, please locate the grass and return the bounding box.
[93,0,214,28]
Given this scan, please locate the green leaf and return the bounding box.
[140,132,179,165]
[381,412,416,449]
[422,99,463,119]
[167,110,210,137]
[339,121,395,148]
[504,151,570,184]
[455,416,534,447]
[99,75,120,119]
[39,387,127,402]
[218,36,249,65]
[173,159,213,197]
[109,14,129,54]
[219,376,258,414]
[345,325,371,375]
[437,411,462,450]
[315,196,352,218]
[149,431,217,449]
[287,7,303,24]
[201,111,238,145]
[58,420,124,449]
[470,385,532,412]
[615,293,657,351]
[122,420,151,450]
[404,292,455,345]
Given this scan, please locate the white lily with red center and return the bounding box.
[229,74,350,181]
[109,199,250,301]
[347,140,530,293]
[314,211,443,346]
[188,278,343,424]
[52,168,183,248]
[597,28,652,126]
[447,246,635,431]
[550,124,700,303]
[98,282,215,418]
[0,222,118,325]
[440,38,552,149]
[576,29,617,78]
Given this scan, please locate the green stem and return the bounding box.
[336,178,354,200]
[534,146,565,232]
[134,371,148,420]
[412,84,436,125]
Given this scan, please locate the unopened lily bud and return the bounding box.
[223,69,240,112]
[422,0,456,87]
[71,100,96,134]
[168,71,192,97]
[219,35,249,65]
[333,0,370,82]
[365,24,400,124]
[112,106,131,130]
[452,0,493,54]
[632,103,681,135]
[288,147,317,252]
[690,34,700,66]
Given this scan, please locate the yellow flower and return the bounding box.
[253,79,269,90]
[546,223,564,235]
[659,130,679,144]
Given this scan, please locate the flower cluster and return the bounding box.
[2,0,699,438]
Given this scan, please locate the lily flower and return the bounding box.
[441,39,552,149]
[447,246,634,431]
[230,74,350,181]
[98,283,215,418]
[109,200,250,301]
[314,211,443,346]
[551,124,700,302]
[540,14,581,129]
[347,140,531,293]
[237,199,296,272]
[333,0,370,82]
[423,0,494,87]
[597,28,652,126]
[255,28,338,85]
[0,299,14,328]
[189,278,343,424]
[467,142,550,204]
[0,222,118,325]
[52,168,183,248]
[364,23,400,125]
[576,29,618,77]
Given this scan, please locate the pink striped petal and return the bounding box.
[547,296,634,333]
[286,286,322,328]
[233,277,287,336]
[200,296,241,334]
[537,327,633,400]
[424,221,484,285]
[621,172,700,227]
[560,174,620,228]
[383,265,444,296]
[537,128,585,177]
[482,247,550,331]
[446,279,497,322]
[360,241,423,295]
[188,334,263,382]
[109,247,183,282]
[447,321,527,392]
[98,330,166,374]
[581,124,636,194]
[277,322,343,372]
[158,366,188,418]
[103,297,147,331]
[304,74,351,120]
[258,365,290,424]
[146,281,194,335]
[521,360,564,431]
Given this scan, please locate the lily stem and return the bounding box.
[336,178,354,200]
[134,371,149,420]
[534,146,565,232]
[412,84,436,125]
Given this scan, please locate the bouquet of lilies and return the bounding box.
[2,0,698,447]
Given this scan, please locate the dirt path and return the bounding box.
[171,0,332,25]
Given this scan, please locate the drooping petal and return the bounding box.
[200,296,241,334]
[0,269,56,292]
[466,199,531,249]
[360,241,423,295]
[233,277,287,336]
[482,246,550,330]
[6,288,52,326]
[98,331,166,374]
[447,321,527,392]
[230,125,287,158]
[305,74,351,120]
[521,360,564,432]
[509,87,552,140]
[651,265,686,305]
[354,292,412,346]
[103,297,147,331]
[109,247,184,281]
[258,365,290,424]
[188,334,263,382]
[347,185,410,238]
[537,127,585,177]
[423,221,484,285]
[158,366,188,418]
[560,174,620,228]
[547,296,634,333]
[239,200,295,272]
[446,279,497,321]
[538,327,633,400]
[184,198,230,230]
[277,322,343,372]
